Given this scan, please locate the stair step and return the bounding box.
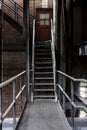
[36,40,51,43]
[35,49,51,51]
[35,53,51,55]
[34,83,54,85]
[33,95,55,99]
[35,72,53,74]
[34,89,54,91]
[35,58,52,60]
[35,62,52,64]
[36,43,50,46]
[35,77,53,79]
[35,67,52,69]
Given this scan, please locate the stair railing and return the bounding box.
[0,71,27,130]
[0,0,35,32]
[51,19,57,101]
[8,0,23,22]
[57,70,87,128]
[0,0,23,25]
[8,0,35,19]
[31,19,35,102]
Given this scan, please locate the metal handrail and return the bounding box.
[76,40,87,47]
[31,19,35,102]
[57,70,87,127]
[8,0,35,19]
[0,70,27,130]
[51,19,57,101]
[8,0,23,11]
[0,0,23,24]
[57,70,87,83]
[0,71,25,88]
[0,0,35,30]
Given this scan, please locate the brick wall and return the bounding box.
[1,0,53,117]
[3,21,24,44]
[29,0,53,15]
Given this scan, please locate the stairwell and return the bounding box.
[33,41,55,100]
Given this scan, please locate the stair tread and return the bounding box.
[35,77,53,79]
[35,53,51,55]
[34,89,54,91]
[35,58,52,59]
[34,83,54,85]
[35,62,52,64]
[35,67,52,69]
[36,44,51,46]
[35,72,53,74]
[34,95,55,97]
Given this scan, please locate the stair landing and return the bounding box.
[17,99,72,130]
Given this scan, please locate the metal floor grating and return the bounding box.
[17,99,72,130]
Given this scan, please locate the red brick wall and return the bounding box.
[29,0,53,15]
[1,0,53,117]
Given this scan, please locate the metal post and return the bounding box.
[58,74,62,104]
[62,76,65,112]
[13,81,16,130]
[0,16,2,83]
[23,0,30,102]
[0,1,3,128]
[71,80,74,127]
[20,77,22,112]
[53,0,58,46]
[0,87,2,130]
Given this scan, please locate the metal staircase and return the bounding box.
[33,41,55,99]
[31,19,57,101]
[0,0,23,32]
[0,0,34,33]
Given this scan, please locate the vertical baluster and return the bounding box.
[13,80,16,130]
[25,72,27,101]
[20,77,22,113]
[71,80,74,128]
[58,73,60,103]
[62,76,65,112]
[58,73,62,104]
[16,6,18,22]
[24,73,27,101]
[15,2,17,21]
[0,87,2,130]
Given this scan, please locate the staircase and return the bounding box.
[0,10,23,33]
[0,0,23,33]
[33,41,55,100]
